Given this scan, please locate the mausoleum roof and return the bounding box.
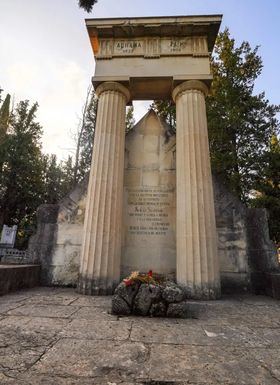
[86,15,222,52]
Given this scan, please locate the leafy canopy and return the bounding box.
[153,28,280,242]
[78,0,98,12]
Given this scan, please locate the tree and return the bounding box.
[78,0,98,12]
[72,90,135,184]
[207,28,280,201]
[125,106,135,133]
[0,93,11,144]
[42,154,69,204]
[0,93,11,172]
[0,100,45,242]
[151,100,175,130]
[153,29,280,242]
[72,87,98,185]
[153,29,280,201]
[251,134,280,243]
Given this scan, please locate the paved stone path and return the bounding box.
[0,287,279,384]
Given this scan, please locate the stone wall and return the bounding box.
[213,176,279,292]
[29,174,278,291]
[213,176,250,292]
[28,179,88,286]
[28,114,279,292]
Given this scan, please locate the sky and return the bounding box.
[0,0,280,159]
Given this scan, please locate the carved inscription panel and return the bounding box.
[127,188,172,238]
[96,36,208,58]
[121,111,176,277]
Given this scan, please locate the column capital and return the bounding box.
[172,80,209,102]
[95,81,130,103]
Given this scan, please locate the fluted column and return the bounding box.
[77,82,130,295]
[173,80,221,299]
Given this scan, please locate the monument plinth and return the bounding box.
[78,15,223,298]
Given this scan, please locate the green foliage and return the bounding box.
[0,93,11,143]
[0,97,78,247]
[77,91,98,182]
[0,100,45,244]
[207,28,280,201]
[153,29,280,242]
[251,135,280,243]
[151,100,175,129]
[125,106,135,133]
[73,91,135,182]
[78,0,98,12]
[41,154,75,204]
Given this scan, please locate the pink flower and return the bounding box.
[123,278,133,286]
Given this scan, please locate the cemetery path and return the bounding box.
[0,287,279,384]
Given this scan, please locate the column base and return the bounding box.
[179,282,221,300]
[77,275,119,296]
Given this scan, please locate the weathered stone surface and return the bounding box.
[27,109,279,299]
[31,339,149,379]
[111,294,131,316]
[167,301,208,319]
[162,282,185,303]
[0,265,40,296]
[60,318,131,341]
[71,305,117,321]
[73,295,112,307]
[149,343,280,384]
[122,110,176,278]
[7,304,79,318]
[0,287,280,384]
[149,301,167,317]
[78,82,129,295]
[270,273,280,299]
[28,181,88,286]
[167,302,192,318]
[115,281,140,307]
[133,284,162,316]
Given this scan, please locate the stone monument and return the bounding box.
[0,225,17,248]
[28,15,279,299]
[77,15,223,299]
[29,112,280,298]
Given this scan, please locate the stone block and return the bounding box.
[115,281,140,307]
[111,294,131,316]
[162,282,185,303]
[167,301,208,319]
[0,265,40,296]
[268,273,280,300]
[149,301,167,317]
[133,284,162,316]
[36,204,59,224]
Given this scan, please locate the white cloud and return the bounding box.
[3,58,90,159]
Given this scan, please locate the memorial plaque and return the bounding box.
[96,36,208,59]
[121,110,176,277]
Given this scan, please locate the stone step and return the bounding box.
[0,264,40,295]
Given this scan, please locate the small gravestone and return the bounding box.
[0,225,17,248]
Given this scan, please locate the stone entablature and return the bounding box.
[86,15,222,100]
[96,36,208,59]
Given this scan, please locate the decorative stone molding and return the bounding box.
[78,81,128,295]
[173,79,221,299]
[172,80,209,101]
[95,36,209,60]
[95,81,130,103]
